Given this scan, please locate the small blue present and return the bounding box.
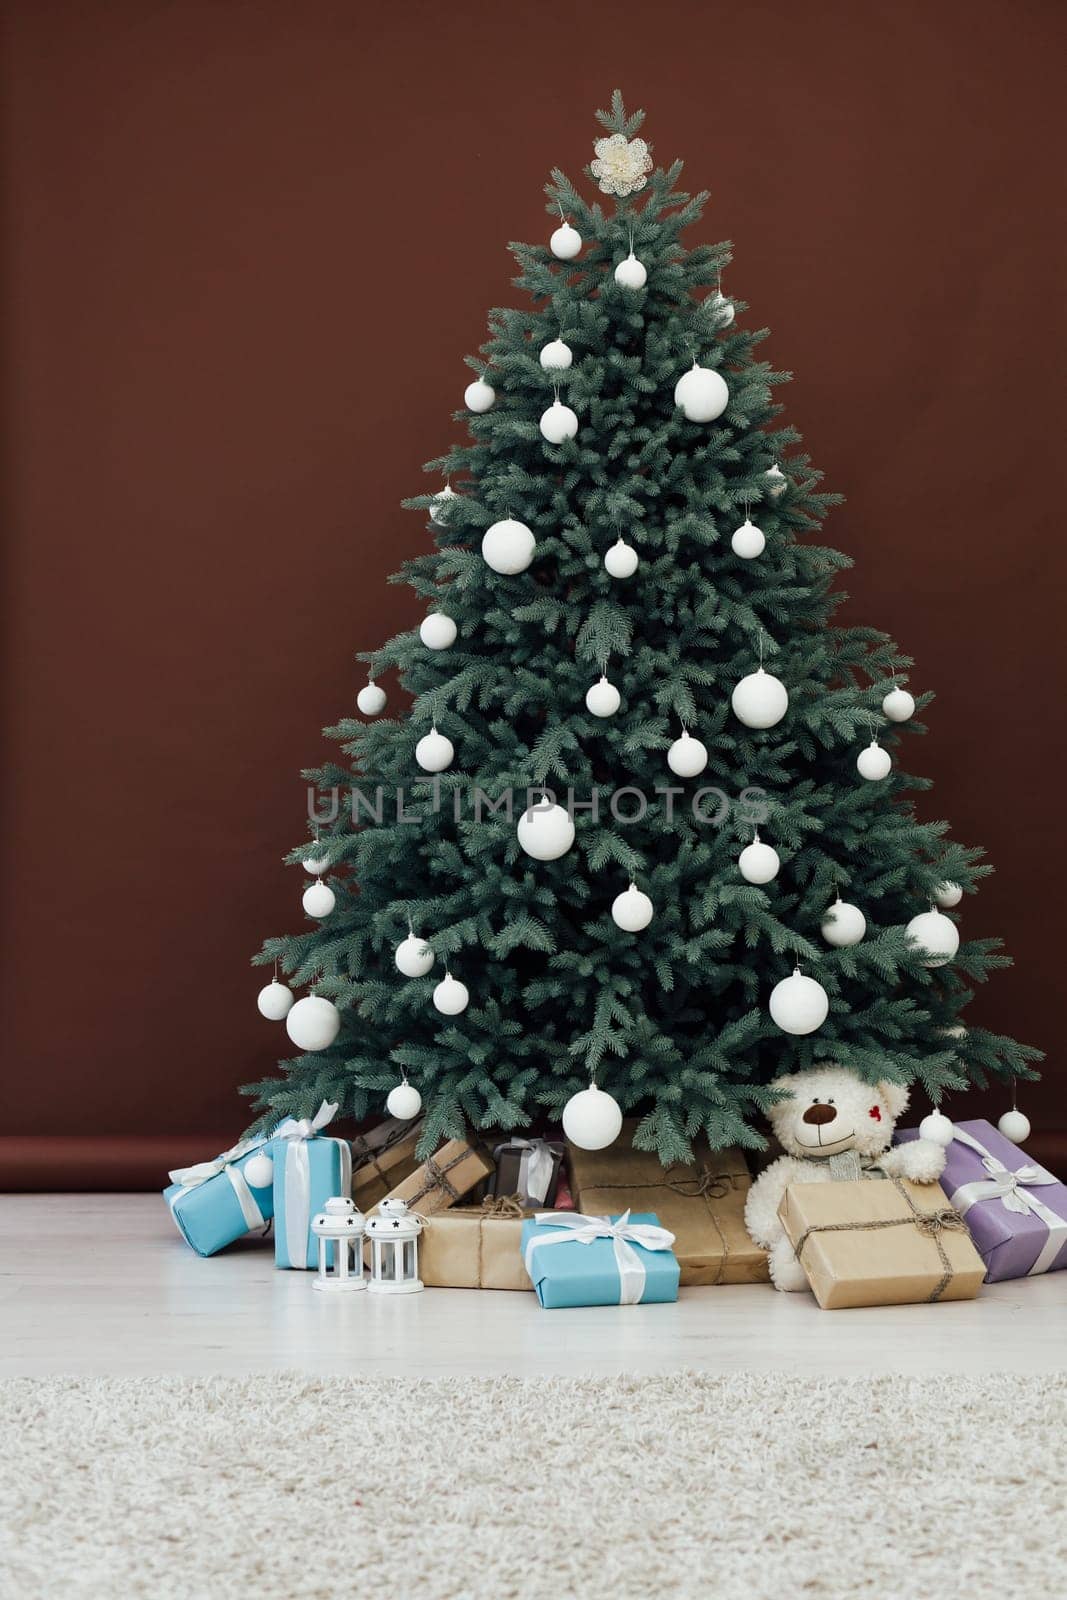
[164,1136,275,1257]
[521,1210,679,1309]
[273,1102,353,1270]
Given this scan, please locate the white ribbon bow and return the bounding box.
[271,1100,339,1143]
[272,1102,351,1268]
[167,1135,269,1233]
[507,1139,557,1205]
[523,1209,676,1306]
[948,1125,1066,1277]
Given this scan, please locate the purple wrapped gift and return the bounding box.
[896,1118,1067,1282]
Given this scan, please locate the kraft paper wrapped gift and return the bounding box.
[896,1118,1067,1282]
[420,1197,534,1290]
[490,1138,564,1209]
[521,1211,679,1308]
[272,1103,353,1270]
[351,1117,423,1212]
[568,1121,768,1286]
[164,1134,275,1257]
[380,1136,494,1217]
[778,1177,986,1310]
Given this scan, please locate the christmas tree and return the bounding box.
[246,93,1039,1163]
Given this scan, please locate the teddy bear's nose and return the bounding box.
[802,1103,837,1126]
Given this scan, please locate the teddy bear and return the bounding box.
[744,1063,947,1292]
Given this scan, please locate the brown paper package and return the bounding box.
[778,1177,987,1310]
[379,1136,495,1218]
[350,1119,423,1212]
[568,1120,769,1287]
[420,1200,534,1291]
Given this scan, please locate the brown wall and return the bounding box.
[3,0,1064,1187]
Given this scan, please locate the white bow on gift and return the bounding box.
[167,1135,270,1231]
[948,1125,1066,1277]
[271,1101,351,1269]
[272,1100,339,1144]
[523,1209,676,1306]
[506,1138,557,1205]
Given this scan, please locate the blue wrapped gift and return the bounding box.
[521,1210,679,1309]
[273,1102,353,1269]
[164,1135,274,1257]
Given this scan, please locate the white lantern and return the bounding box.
[366,1197,424,1294]
[310,1197,366,1293]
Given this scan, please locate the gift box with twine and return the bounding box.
[568,1121,768,1286]
[778,1176,986,1309]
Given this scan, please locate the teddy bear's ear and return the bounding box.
[876,1080,910,1121]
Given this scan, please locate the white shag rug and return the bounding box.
[1,1373,1064,1600]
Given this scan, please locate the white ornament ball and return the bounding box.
[419,612,457,650]
[539,400,579,444]
[882,686,916,722]
[611,883,653,932]
[820,898,867,948]
[386,1082,423,1120]
[604,538,639,578]
[482,518,536,575]
[710,290,735,327]
[429,484,456,525]
[738,836,780,885]
[906,907,960,967]
[302,881,336,919]
[764,463,787,498]
[464,378,495,413]
[941,1023,968,1040]
[614,252,647,290]
[242,1151,275,1190]
[769,971,830,1036]
[395,934,435,978]
[673,362,730,423]
[997,1109,1031,1145]
[857,741,892,780]
[357,680,387,716]
[540,337,573,371]
[432,972,469,1016]
[935,881,964,908]
[550,222,582,260]
[286,995,341,1052]
[299,853,329,876]
[667,729,708,778]
[257,980,294,1021]
[562,1084,623,1151]
[517,799,575,861]
[415,728,454,773]
[731,668,789,730]
[919,1110,956,1146]
[586,676,621,718]
[731,519,766,560]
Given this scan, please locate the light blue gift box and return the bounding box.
[521,1211,679,1309]
[272,1104,353,1270]
[164,1136,275,1257]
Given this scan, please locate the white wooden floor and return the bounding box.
[3,1194,1065,1377]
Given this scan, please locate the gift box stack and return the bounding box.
[163,1104,1065,1314]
